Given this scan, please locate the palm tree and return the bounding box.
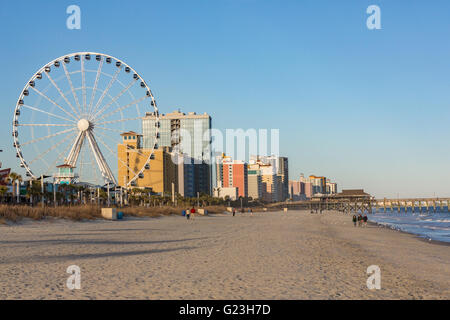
[26,180,41,206]
[57,184,68,205]
[7,172,22,204]
[98,189,108,205]
[68,184,77,205]
[17,174,23,203]
[7,172,17,201]
[0,185,8,203]
[76,185,88,204]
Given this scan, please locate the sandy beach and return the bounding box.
[0,210,449,300]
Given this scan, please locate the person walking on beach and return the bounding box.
[363,215,368,227]
[232,208,236,217]
[352,214,357,227]
[186,208,191,220]
[250,208,253,216]
[190,206,196,220]
[357,214,362,227]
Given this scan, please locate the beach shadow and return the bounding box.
[206,213,230,218]
[0,237,210,246]
[34,228,169,236]
[85,228,168,232]
[1,246,198,265]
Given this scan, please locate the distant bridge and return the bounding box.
[269,198,450,214]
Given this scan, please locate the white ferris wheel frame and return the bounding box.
[12,52,160,188]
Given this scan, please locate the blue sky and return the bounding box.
[1,0,450,198]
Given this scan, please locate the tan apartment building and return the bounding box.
[248,168,262,200]
[117,131,177,194]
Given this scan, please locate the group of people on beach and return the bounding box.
[352,214,368,227]
[185,207,196,221]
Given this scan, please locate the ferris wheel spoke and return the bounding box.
[94,126,125,134]
[95,127,146,158]
[28,131,77,165]
[84,130,116,184]
[94,128,119,146]
[96,129,147,156]
[21,127,77,146]
[96,117,142,126]
[87,58,104,116]
[125,148,147,157]
[87,143,100,184]
[66,131,86,167]
[21,105,76,123]
[43,134,79,176]
[62,62,83,115]
[29,86,79,121]
[90,66,122,117]
[97,130,147,159]
[91,78,137,120]
[95,95,148,122]
[81,57,87,115]
[18,123,74,127]
[45,71,80,118]
[95,131,139,177]
[79,143,86,182]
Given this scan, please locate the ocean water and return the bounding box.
[368,208,450,243]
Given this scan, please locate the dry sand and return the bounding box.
[0,210,448,299]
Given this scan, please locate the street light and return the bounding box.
[53,177,56,207]
[36,174,51,207]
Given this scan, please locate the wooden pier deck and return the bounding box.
[271,197,450,214]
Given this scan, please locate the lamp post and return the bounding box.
[171,182,175,205]
[53,178,56,207]
[41,174,44,207]
[107,182,110,207]
[29,179,33,206]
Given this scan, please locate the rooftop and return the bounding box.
[332,189,372,199]
[144,110,210,119]
[56,164,76,168]
[120,131,142,136]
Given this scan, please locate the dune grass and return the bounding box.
[0,204,236,223]
[0,205,102,222]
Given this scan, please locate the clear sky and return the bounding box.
[1,0,450,198]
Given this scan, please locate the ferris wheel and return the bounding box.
[12,52,160,187]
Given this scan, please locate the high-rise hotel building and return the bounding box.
[142,110,212,196]
[250,155,289,202]
[216,154,248,198]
